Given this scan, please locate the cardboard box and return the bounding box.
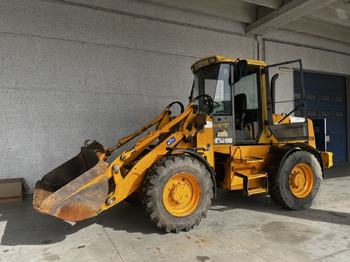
[0,178,29,203]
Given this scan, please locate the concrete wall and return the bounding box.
[0,0,349,192]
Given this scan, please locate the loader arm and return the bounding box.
[101,102,201,209]
[105,101,184,156]
[33,102,205,221]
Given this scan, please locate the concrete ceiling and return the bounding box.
[143,0,350,44]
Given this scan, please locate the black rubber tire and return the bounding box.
[143,155,213,233]
[268,151,323,210]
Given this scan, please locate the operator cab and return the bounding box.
[190,56,263,145]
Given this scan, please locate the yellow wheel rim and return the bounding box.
[163,173,201,217]
[289,163,314,198]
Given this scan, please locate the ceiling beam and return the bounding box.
[241,0,282,9]
[144,0,256,23]
[309,7,350,28]
[283,16,350,44]
[328,1,350,13]
[245,0,339,35]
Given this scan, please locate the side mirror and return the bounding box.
[235,60,248,81]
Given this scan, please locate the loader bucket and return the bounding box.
[33,146,109,221]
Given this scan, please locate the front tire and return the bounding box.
[143,155,213,233]
[269,151,322,210]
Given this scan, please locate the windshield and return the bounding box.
[190,63,232,115]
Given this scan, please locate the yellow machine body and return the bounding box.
[33,55,333,232]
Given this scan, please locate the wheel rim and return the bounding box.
[163,173,201,217]
[289,163,314,198]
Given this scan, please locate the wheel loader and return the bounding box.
[33,55,333,233]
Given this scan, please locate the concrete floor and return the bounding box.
[1,164,350,262]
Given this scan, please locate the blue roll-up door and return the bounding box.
[294,72,347,163]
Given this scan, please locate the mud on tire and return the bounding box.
[143,155,214,233]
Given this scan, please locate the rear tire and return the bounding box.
[269,151,322,210]
[143,155,213,233]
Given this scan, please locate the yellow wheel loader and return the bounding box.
[33,56,333,233]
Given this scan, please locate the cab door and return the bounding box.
[233,66,263,144]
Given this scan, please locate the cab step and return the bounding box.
[235,171,268,196]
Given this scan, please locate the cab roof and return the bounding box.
[191,55,266,73]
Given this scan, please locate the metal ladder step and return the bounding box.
[246,188,268,195]
[235,171,268,196]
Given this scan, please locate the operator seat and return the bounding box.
[234,93,247,130]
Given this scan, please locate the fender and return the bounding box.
[267,144,325,178]
[167,147,217,198]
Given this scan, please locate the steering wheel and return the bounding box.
[166,101,184,114]
[213,101,220,109]
[194,94,214,114]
